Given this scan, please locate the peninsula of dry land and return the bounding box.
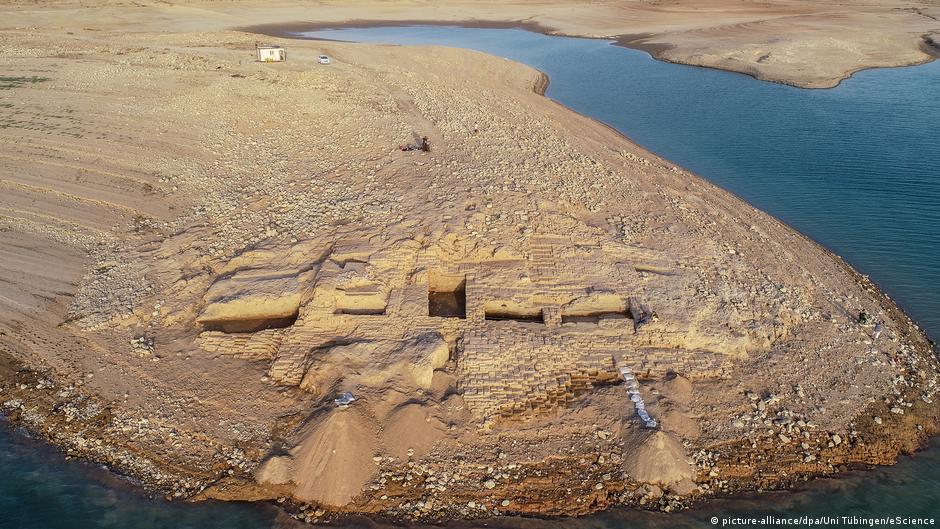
[0,1,938,524]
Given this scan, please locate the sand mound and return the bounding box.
[660,408,700,439]
[622,430,694,485]
[269,407,378,506]
[255,454,292,485]
[382,403,446,458]
[662,374,693,405]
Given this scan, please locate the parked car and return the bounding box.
[318,55,331,64]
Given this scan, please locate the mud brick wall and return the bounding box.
[460,326,623,420]
[196,329,285,361]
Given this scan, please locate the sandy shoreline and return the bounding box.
[1,1,940,524]
[247,17,940,89]
[239,0,940,89]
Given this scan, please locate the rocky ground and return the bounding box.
[0,4,939,524]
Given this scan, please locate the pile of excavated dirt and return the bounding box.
[622,430,694,485]
[284,408,379,506]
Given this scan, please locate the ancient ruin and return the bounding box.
[197,233,734,424]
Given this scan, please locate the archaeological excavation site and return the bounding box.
[197,236,733,418]
[1,19,939,524]
[193,225,742,507]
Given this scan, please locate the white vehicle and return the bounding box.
[318,55,331,64]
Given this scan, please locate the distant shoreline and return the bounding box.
[244,18,940,90]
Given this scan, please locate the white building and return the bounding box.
[256,45,286,62]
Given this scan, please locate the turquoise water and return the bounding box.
[3,25,940,528]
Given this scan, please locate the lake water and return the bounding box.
[4,25,940,528]
[0,420,282,529]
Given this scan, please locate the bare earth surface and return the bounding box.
[4,0,939,87]
[1,1,939,524]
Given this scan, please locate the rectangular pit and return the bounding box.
[484,301,544,323]
[428,272,467,319]
[335,307,386,315]
[200,311,299,333]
